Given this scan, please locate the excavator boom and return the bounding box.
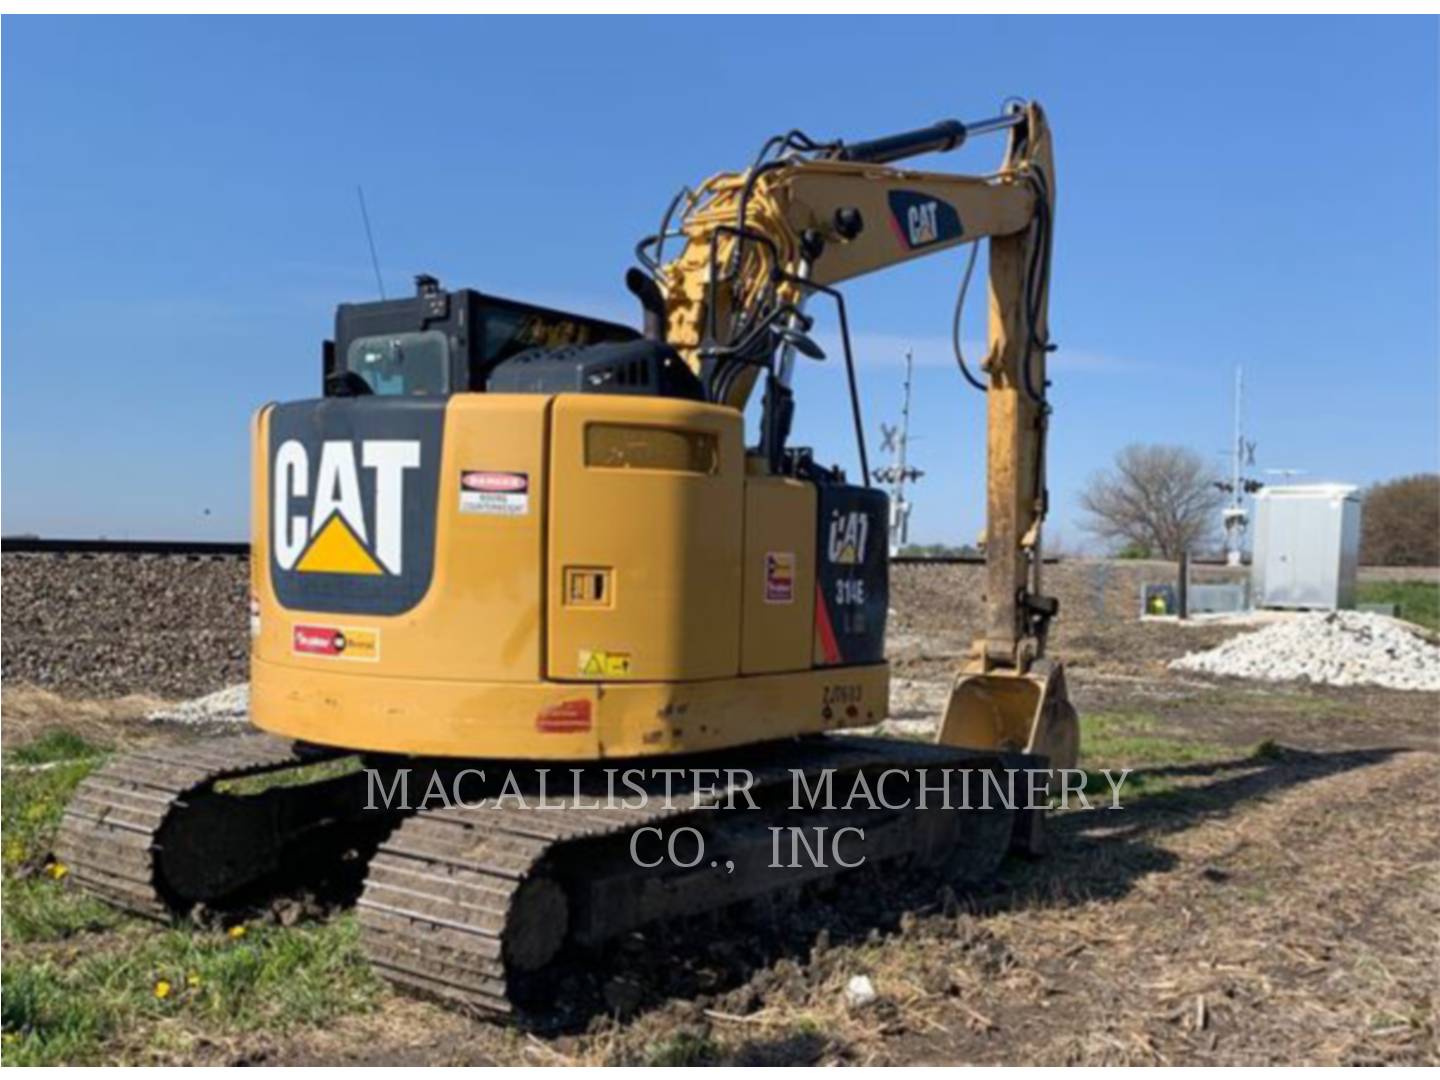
[646,102,1076,770]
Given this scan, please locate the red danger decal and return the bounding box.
[461,471,528,493]
[536,699,592,733]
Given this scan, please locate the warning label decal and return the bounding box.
[579,649,633,678]
[459,471,529,516]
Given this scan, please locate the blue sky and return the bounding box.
[4,15,1436,546]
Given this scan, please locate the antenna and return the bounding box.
[1215,365,1265,566]
[356,185,386,300]
[871,349,925,555]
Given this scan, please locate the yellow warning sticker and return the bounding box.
[579,649,632,677]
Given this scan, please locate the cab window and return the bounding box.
[345,331,449,395]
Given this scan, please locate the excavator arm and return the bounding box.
[645,101,1078,776]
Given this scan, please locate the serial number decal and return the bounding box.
[822,684,863,708]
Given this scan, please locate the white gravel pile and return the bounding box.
[147,683,250,724]
[1169,611,1440,691]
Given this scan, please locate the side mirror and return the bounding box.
[779,327,826,361]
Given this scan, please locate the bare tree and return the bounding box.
[1079,444,1223,559]
[1360,473,1440,566]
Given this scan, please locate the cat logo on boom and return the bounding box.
[886,190,962,251]
[272,439,420,575]
[907,201,940,246]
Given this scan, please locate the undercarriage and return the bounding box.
[57,730,1042,1021]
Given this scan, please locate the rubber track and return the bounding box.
[55,732,327,918]
[357,736,1006,1018]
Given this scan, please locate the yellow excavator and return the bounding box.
[59,100,1078,1017]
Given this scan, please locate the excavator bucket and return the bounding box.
[936,658,1080,770]
[935,659,1080,856]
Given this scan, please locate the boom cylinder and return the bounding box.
[838,110,1024,165]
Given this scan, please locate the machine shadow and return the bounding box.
[995,744,1405,910]
[512,743,1406,1032]
[190,743,1404,1033]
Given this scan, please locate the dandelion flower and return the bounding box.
[46,862,68,880]
[227,925,247,939]
[154,980,172,1000]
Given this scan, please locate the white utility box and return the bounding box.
[1251,484,1361,610]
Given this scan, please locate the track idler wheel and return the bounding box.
[504,876,569,973]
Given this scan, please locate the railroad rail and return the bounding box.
[892,554,1060,565]
[1,537,249,557]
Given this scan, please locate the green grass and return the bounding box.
[1356,580,1440,633]
[0,727,383,1065]
[8,731,106,767]
[2,741,131,946]
[2,917,381,1065]
[3,879,125,946]
[1075,711,1233,800]
[2,757,97,880]
[216,755,362,796]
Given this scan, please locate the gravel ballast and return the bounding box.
[7,550,1436,701]
[1169,610,1440,691]
[145,683,250,724]
[2,553,248,698]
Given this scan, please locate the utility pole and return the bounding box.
[1216,365,1260,566]
[872,349,925,556]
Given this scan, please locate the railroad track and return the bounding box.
[2,537,1055,566]
[1,537,249,558]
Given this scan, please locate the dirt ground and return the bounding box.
[3,558,1437,1065]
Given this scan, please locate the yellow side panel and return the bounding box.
[547,395,743,682]
[740,476,816,674]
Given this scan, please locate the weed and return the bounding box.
[1,963,111,1066]
[1250,739,1286,762]
[1,760,98,876]
[641,1028,720,1066]
[3,879,124,944]
[8,730,106,767]
[1,918,381,1064]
